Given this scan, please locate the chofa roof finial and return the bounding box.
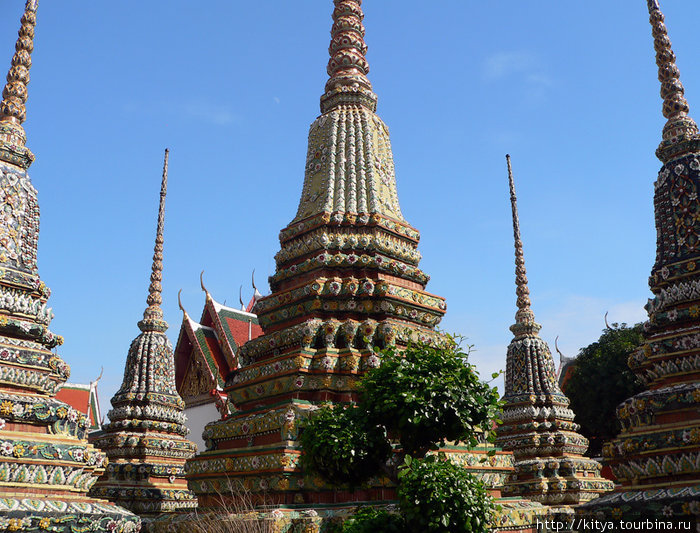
[200,270,208,294]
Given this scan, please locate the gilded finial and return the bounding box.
[604,311,611,330]
[239,285,245,311]
[251,269,258,294]
[506,155,538,334]
[646,0,698,151]
[0,0,39,168]
[140,148,169,331]
[320,0,377,113]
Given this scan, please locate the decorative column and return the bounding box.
[90,150,198,517]
[0,2,139,531]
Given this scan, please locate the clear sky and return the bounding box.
[1,1,699,413]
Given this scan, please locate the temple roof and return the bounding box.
[174,287,263,396]
[55,382,102,431]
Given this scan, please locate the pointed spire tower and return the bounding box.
[90,150,198,517]
[187,0,446,508]
[496,156,613,505]
[0,2,139,531]
[582,1,700,522]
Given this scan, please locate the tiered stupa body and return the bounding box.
[186,0,448,508]
[0,2,139,531]
[495,156,613,505]
[90,150,198,517]
[582,0,700,521]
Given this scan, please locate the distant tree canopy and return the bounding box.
[564,322,645,457]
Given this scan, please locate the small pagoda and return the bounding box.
[581,0,700,521]
[0,2,139,531]
[90,150,198,517]
[185,0,448,510]
[495,155,613,506]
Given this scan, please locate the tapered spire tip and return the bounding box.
[0,0,39,168]
[506,155,538,335]
[320,0,377,113]
[140,148,169,331]
[646,0,698,157]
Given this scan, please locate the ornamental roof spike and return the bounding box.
[177,288,189,318]
[646,0,698,149]
[140,148,169,332]
[0,0,37,125]
[320,0,378,113]
[252,269,262,301]
[200,269,212,301]
[506,154,539,336]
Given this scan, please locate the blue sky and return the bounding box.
[1,1,699,410]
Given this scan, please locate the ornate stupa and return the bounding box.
[0,2,139,531]
[581,0,700,521]
[496,155,613,505]
[90,150,198,517]
[186,0,448,511]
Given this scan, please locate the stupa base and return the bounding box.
[0,495,140,532]
[578,483,700,523]
[147,498,551,533]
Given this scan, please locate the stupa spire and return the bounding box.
[91,150,197,516]
[506,154,537,335]
[497,155,613,505]
[140,148,169,330]
[0,0,37,168]
[320,0,377,113]
[647,0,699,159]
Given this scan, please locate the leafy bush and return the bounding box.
[340,507,405,533]
[564,323,644,456]
[359,339,501,457]
[397,454,493,533]
[299,403,391,487]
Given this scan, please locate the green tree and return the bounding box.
[299,337,501,533]
[564,322,645,457]
[358,340,501,458]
